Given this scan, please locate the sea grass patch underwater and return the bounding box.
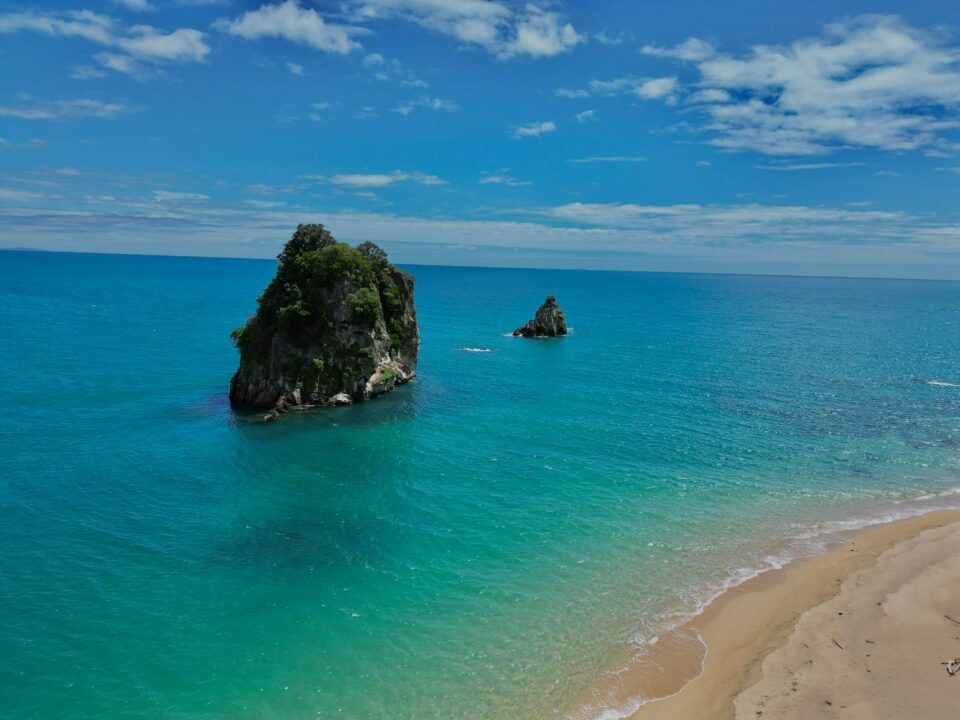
[1,251,960,720]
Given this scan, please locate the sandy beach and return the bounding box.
[582,510,960,720]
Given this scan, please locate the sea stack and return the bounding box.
[513,295,568,337]
[229,224,419,420]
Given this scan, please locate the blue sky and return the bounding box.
[1,0,959,278]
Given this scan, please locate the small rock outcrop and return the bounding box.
[229,224,419,419]
[513,296,567,337]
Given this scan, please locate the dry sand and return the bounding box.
[585,510,960,720]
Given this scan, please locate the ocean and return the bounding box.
[1,250,959,719]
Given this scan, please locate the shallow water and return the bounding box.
[1,251,959,719]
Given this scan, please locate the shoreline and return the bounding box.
[569,508,960,720]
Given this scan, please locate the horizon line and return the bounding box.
[2,246,958,285]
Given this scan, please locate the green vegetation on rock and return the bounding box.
[229,223,419,414]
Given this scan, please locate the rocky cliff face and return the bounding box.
[229,224,419,419]
[513,295,567,337]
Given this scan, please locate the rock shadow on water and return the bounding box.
[230,378,423,431]
[210,513,390,576]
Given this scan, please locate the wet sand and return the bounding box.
[577,509,960,720]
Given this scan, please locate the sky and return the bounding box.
[1,0,959,278]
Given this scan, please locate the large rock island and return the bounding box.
[513,295,568,337]
[229,224,419,419]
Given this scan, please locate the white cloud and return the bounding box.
[755,162,866,171]
[307,101,332,121]
[567,156,646,163]
[555,87,590,98]
[112,0,154,12]
[582,75,678,103]
[575,109,595,122]
[0,9,115,45]
[348,0,581,59]
[595,30,631,46]
[0,9,210,77]
[0,98,129,120]
[0,187,47,201]
[479,173,531,186]
[937,167,960,175]
[512,120,555,138]
[506,5,581,58]
[641,37,715,61]
[244,199,286,208]
[119,26,209,62]
[634,76,677,101]
[657,15,960,155]
[70,65,109,80]
[217,0,364,54]
[542,202,905,230]
[325,171,446,187]
[6,197,957,278]
[153,190,210,202]
[286,61,304,75]
[392,96,458,115]
[687,88,729,104]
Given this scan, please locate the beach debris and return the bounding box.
[832,639,844,650]
[943,658,960,677]
[944,614,960,626]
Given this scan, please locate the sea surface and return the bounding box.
[1,250,959,720]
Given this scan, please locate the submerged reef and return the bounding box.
[229,224,419,419]
[513,295,568,337]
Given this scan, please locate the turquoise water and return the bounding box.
[2,250,959,720]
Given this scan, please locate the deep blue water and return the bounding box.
[1,250,959,719]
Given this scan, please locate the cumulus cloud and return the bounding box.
[0,9,116,44]
[479,173,531,186]
[119,26,209,62]
[0,9,209,77]
[578,75,679,103]
[555,87,590,98]
[634,76,677,100]
[575,109,595,122]
[112,0,154,12]
[641,37,715,61]
[324,171,446,187]
[512,120,555,138]
[392,96,458,115]
[653,15,960,155]
[0,98,129,120]
[216,0,365,54]
[348,0,581,59]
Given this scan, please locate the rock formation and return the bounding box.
[513,295,567,337]
[229,224,419,419]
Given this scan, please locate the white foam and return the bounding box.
[568,491,960,720]
[928,380,960,387]
[460,347,493,353]
[568,631,708,720]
